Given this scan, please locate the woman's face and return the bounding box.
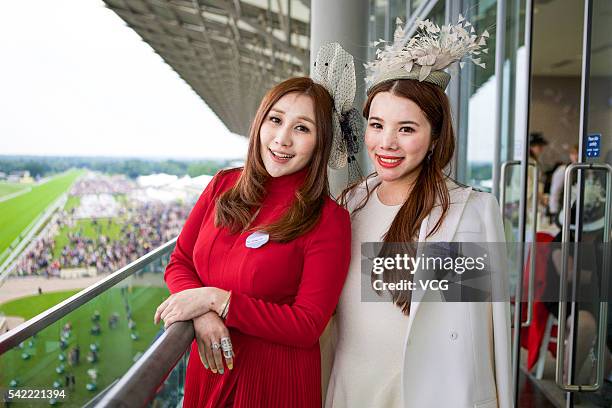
[365,91,432,183]
[259,92,317,178]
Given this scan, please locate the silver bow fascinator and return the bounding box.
[365,16,490,91]
[311,43,362,183]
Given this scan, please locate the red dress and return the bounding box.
[164,167,351,407]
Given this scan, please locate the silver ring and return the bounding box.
[220,337,233,358]
[220,337,232,350]
[211,342,221,350]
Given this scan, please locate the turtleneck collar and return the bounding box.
[265,166,309,194]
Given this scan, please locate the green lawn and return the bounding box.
[0,170,84,255]
[0,285,169,407]
[114,194,128,205]
[0,182,29,199]
[52,218,123,260]
[64,196,81,213]
[0,291,80,319]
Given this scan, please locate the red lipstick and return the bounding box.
[376,154,404,169]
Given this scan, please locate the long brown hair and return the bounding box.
[341,79,455,314]
[215,77,334,242]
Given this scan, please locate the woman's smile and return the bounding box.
[375,154,405,168]
[268,148,296,163]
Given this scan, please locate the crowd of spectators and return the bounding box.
[14,173,194,277]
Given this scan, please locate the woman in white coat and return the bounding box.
[325,19,512,408]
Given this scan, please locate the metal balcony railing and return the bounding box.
[0,238,184,407]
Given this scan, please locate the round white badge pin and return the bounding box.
[245,231,269,248]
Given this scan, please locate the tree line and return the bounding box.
[0,156,236,179]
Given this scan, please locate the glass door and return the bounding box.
[503,0,612,406]
[553,0,612,406]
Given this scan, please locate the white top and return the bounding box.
[325,180,409,408]
[548,164,567,214]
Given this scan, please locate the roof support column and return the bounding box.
[310,0,370,196]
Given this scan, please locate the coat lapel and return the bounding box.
[404,182,472,336]
[425,183,472,242]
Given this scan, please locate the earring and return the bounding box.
[427,150,433,161]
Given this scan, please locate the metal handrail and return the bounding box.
[499,160,521,218]
[556,163,611,392]
[95,321,194,408]
[500,160,539,328]
[83,379,120,408]
[0,237,177,354]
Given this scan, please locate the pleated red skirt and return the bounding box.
[182,331,322,408]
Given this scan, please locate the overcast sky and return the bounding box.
[0,0,248,160]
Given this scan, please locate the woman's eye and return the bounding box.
[269,116,281,124]
[399,126,415,133]
[295,125,310,133]
[369,122,382,129]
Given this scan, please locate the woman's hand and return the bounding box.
[153,287,229,328]
[193,312,234,374]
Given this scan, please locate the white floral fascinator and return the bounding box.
[311,43,362,183]
[365,16,490,91]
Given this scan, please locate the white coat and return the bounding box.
[400,180,513,408]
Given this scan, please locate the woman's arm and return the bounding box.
[164,172,224,294]
[154,286,229,327]
[224,206,351,348]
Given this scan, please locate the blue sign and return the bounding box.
[585,134,601,158]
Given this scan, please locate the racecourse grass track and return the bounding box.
[0,182,28,199]
[0,170,83,255]
[0,286,169,407]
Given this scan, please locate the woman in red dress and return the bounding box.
[153,74,352,407]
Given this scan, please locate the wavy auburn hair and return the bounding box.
[341,79,455,314]
[215,77,335,242]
